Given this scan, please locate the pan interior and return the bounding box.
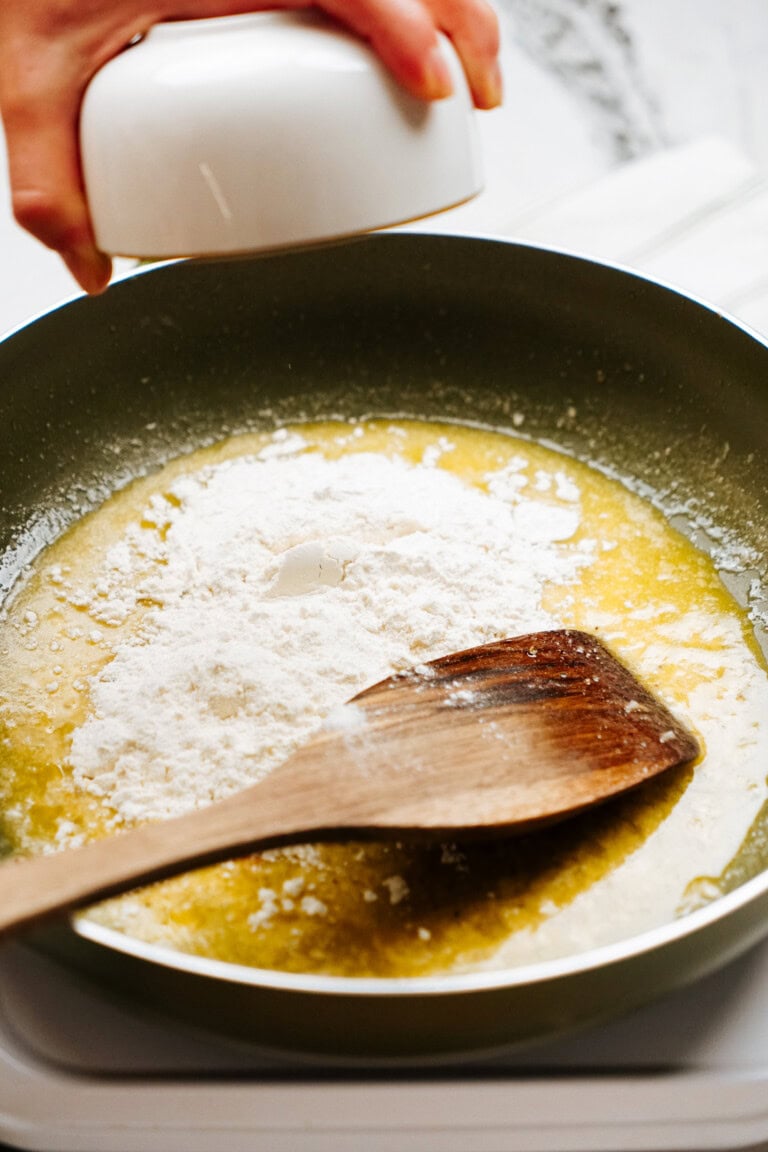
[1,235,768,992]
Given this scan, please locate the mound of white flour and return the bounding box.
[67,438,591,823]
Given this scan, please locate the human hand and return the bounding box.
[0,0,501,296]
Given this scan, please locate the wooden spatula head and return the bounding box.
[294,629,700,836]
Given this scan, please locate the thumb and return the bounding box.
[1,68,111,294]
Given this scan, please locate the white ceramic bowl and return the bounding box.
[80,11,483,259]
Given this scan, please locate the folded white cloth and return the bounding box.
[503,137,768,337]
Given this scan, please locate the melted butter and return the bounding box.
[0,419,766,977]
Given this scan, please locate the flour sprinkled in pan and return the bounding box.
[64,442,590,823]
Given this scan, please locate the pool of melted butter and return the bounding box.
[1,419,767,978]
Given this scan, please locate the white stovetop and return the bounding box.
[1,934,768,1152]
[1,2,768,1149]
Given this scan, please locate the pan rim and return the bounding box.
[3,230,768,355]
[72,862,768,996]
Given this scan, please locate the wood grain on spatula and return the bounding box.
[333,628,699,832]
[0,630,699,939]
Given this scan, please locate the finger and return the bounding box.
[426,0,502,108]
[0,61,111,294]
[318,0,455,101]
[187,0,500,107]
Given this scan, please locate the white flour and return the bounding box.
[66,435,592,824]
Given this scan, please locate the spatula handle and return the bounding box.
[0,773,318,939]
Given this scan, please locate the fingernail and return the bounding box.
[64,245,112,295]
[488,61,504,106]
[424,45,454,101]
[477,61,503,109]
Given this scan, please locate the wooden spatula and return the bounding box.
[0,629,698,939]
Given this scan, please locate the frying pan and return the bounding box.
[1,233,767,1059]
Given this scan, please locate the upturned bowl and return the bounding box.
[79,12,483,259]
